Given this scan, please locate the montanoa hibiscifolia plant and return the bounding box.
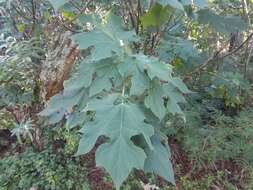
[40,14,189,190]
[38,0,241,189]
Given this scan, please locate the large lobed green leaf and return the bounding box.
[89,58,121,96]
[76,94,154,189]
[118,53,189,120]
[144,135,175,184]
[141,3,171,29]
[72,13,137,61]
[118,54,172,96]
[158,37,199,63]
[39,62,93,123]
[145,79,166,120]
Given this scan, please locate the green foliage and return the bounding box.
[141,3,171,30]
[77,95,154,189]
[207,72,251,107]
[73,13,137,61]
[197,9,247,35]
[0,37,44,107]
[166,101,253,168]
[40,10,190,189]
[0,148,90,190]
[1,0,253,190]
[0,111,13,129]
[158,36,200,63]
[144,136,175,184]
[164,172,239,190]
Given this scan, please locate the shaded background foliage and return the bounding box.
[0,0,253,189]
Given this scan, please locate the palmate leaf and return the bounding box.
[130,73,150,96]
[158,37,199,63]
[76,94,154,189]
[118,54,187,120]
[96,138,145,190]
[118,54,172,96]
[145,79,166,120]
[49,0,68,10]
[39,62,94,124]
[140,1,185,29]
[197,9,247,35]
[131,54,188,119]
[144,135,175,184]
[164,83,187,115]
[157,0,184,10]
[193,0,208,8]
[134,54,172,81]
[118,55,150,96]
[89,58,121,96]
[141,3,171,29]
[72,13,136,61]
[171,78,192,94]
[145,78,189,119]
[66,110,88,129]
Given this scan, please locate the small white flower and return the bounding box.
[141,181,159,190]
[119,40,124,47]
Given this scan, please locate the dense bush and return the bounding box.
[0,149,90,190]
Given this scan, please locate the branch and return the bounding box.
[31,0,37,33]
[184,33,253,80]
[221,33,253,59]
[67,0,93,24]
[58,0,93,32]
